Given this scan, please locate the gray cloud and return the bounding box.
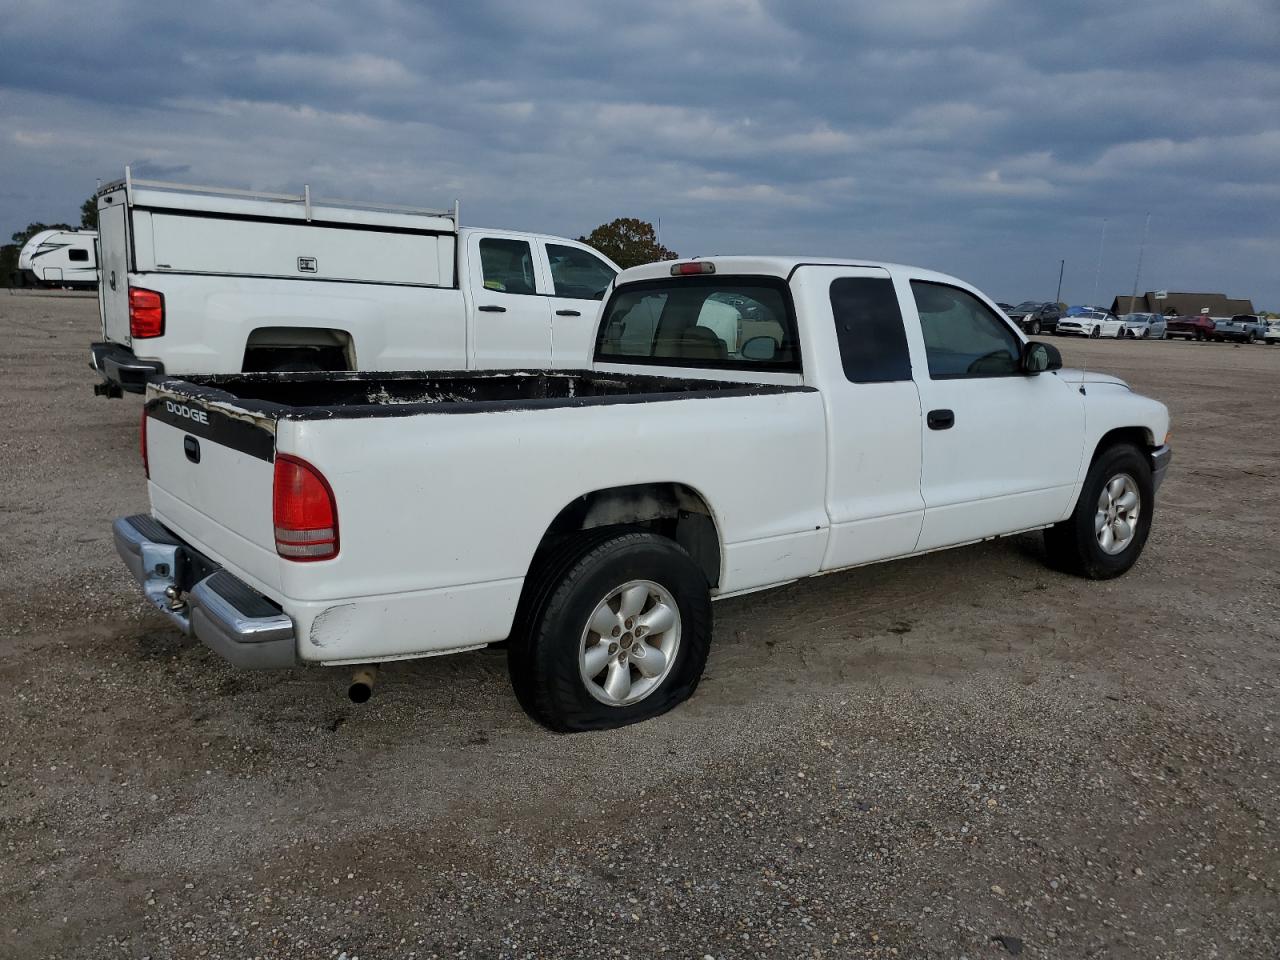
[1,0,1277,306]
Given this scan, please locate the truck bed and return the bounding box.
[152,369,808,420]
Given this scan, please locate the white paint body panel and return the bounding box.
[96,185,617,373]
[140,256,1171,667]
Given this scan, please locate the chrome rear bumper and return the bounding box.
[112,515,296,669]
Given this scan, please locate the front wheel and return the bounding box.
[1089,326,1100,339]
[1030,319,1041,335]
[1044,443,1154,579]
[509,532,712,732]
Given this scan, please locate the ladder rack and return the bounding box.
[99,166,459,224]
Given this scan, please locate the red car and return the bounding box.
[1165,314,1216,341]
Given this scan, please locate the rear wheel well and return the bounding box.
[242,327,353,372]
[532,483,721,590]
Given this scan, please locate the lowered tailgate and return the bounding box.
[144,386,282,594]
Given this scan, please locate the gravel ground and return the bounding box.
[1,290,1277,959]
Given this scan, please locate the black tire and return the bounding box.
[1044,443,1154,580]
[508,531,712,732]
[1089,326,1100,339]
[1030,319,1041,335]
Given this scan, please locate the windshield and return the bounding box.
[1014,301,1040,311]
[596,275,801,372]
[1121,314,1150,323]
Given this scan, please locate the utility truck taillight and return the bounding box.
[272,455,339,561]
[129,287,165,339]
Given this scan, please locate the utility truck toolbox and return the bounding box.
[113,256,1172,732]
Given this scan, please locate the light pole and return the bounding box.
[1055,259,1064,305]
[1130,212,1151,312]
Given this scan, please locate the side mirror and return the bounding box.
[740,336,778,361]
[1022,340,1062,374]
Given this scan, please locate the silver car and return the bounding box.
[1120,313,1168,340]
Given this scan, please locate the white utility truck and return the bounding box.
[89,169,619,396]
[113,257,1171,731]
[17,228,98,288]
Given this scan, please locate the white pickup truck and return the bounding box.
[89,170,618,396]
[113,256,1172,731]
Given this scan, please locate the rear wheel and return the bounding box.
[509,532,712,732]
[1044,443,1153,579]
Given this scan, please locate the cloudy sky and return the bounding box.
[2,0,1277,307]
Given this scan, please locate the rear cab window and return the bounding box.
[479,238,538,295]
[595,275,800,373]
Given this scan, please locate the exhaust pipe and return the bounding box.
[348,666,378,704]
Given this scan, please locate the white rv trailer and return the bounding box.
[17,229,99,289]
[90,168,620,396]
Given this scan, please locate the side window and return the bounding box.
[546,244,616,300]
[829,277,911,383]
[478,238,537,295]
[68,248,90,262]
[911,281,1022,379]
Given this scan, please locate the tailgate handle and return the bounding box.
[184,435,201,464]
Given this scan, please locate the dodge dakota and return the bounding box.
[113,257,1172,731]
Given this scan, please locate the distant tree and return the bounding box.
[0,244,18,287]
[80,194,98,231]
[577,218,677,269]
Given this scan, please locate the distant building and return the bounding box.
[1112,291,1255,317]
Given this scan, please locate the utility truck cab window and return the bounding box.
[912,281,1022,379]
[596,276,799,371]
[479,238,537,295]
[546,244,615,300]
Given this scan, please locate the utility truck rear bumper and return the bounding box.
[112,514,296,669]
[91,342,164,396]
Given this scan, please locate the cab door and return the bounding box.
[901,277,1085,551]
[467,234,553,368]
[792,266,926,570]
[540,241,619,368]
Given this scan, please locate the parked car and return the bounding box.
[1006,300,1061,335]
[1212,314,1268,343]
[1057,306,1123,338]
[1265,320,1280,345]
[1165,314,1218,341]
[112,256,1171,731]
[1119,313,1168,340]
[90,168,619,397]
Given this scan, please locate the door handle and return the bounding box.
[555,309,581,317]
[927,409,955,430]
[478,304,506,313]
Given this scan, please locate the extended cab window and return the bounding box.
[829,277,911,383]
[596,275,800,372]
[479,238,537,295]
[68,248,90,262]
[911,281,1021,379]
[546,244,616,300]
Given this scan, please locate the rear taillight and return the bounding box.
[140,408,150,478]
[129,287,165,339]
[272,455,339,561]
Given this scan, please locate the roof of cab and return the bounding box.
[614,255,964,287]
